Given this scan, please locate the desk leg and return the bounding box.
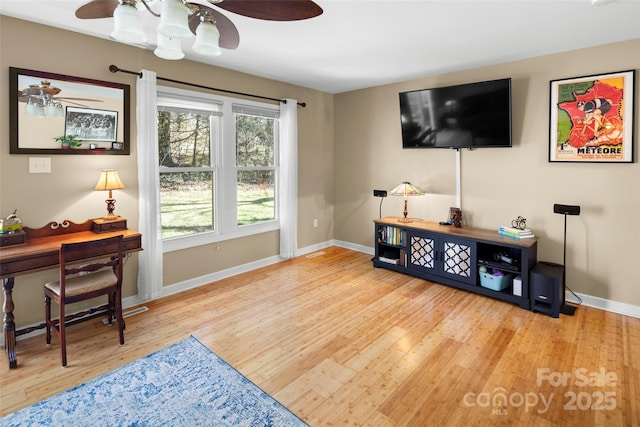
[3,277,17,369]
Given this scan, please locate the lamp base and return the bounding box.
[102,213,120,221]
[397,217,413,223]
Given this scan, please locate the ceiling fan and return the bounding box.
[75,0,323,59]
[18,80,102,117]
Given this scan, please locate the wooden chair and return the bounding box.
[44,235,125,367]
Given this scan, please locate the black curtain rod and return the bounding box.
[108,65,306,107]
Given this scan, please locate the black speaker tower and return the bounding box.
[553,203,580,315]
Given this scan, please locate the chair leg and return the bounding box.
[45,295,52,345]
[116,291,125,346]
[59,303,67,367]
[107,293,114,325]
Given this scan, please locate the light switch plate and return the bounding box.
[29,157,51,174]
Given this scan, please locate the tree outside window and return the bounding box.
[235,112,277,226]
[158,108,216,239]
[157,97,280,241]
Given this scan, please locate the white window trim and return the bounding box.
[157,85,281,254]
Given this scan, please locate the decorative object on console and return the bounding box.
[389,181,425,223]
[553,203,582,315]
[95,169,125,220]
[449,207,462,228]
[75,0,323,60]
[511,216,527,230]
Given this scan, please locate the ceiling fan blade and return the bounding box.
[76,0,120,19]
[188,4,240,50]
[56,100,93,108]
[213,0,323,21]
[55,97,103,102]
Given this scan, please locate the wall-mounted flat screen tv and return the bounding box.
[399,78,512,149]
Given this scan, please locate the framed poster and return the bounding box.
[549,70,635,163]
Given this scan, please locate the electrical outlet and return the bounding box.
[313,219,318,228]
[29,157,51,174]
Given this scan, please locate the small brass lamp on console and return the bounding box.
[389,181,425,223]
[94,169,125,221]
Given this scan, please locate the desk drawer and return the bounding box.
[92,218,127,233]
[0,231,26,247]
[1,253,59,277]
[123,235,142,252]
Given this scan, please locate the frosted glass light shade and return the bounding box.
[33,105,45,117]
[111,3,147,44]
[193,21,221,56]
[157,0,191,39]
[45,105,59,116]
[25,102,37,116]
[154,33,185,60]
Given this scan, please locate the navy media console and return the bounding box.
[373,217,538,310]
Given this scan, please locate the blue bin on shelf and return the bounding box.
[479,271,513,291]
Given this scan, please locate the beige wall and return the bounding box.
[0,16,334,328]
[334,39,640,307]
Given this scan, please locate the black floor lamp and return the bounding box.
[553,203,581,316]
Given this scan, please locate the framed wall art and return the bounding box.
[65,107,118,142]
[549,70,635,163]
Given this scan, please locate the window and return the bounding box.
[157,90,280,247]
[234,105,278,226]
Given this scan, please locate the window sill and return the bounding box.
[162,222,279,253]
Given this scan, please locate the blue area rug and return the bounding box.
[1,336,307,427]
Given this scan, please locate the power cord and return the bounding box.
[566,285,583,305]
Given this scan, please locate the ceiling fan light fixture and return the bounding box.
[45,104,60,117]
[154,33,185,60]
[157,0,192,39]
[193,20,221,56]
[111,1,147,44]
[24,100,37,117]
[33,104,45,118]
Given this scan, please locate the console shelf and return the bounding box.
[373,217,538,310]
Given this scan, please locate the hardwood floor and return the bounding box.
[1,246,639,426]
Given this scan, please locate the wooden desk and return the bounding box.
[0,219,142,369]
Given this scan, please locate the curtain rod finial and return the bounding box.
[109,65,120,73]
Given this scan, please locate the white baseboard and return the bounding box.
[566,292,640,319]
[332,239,375,256]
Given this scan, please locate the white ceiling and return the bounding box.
[1,0,639,94]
